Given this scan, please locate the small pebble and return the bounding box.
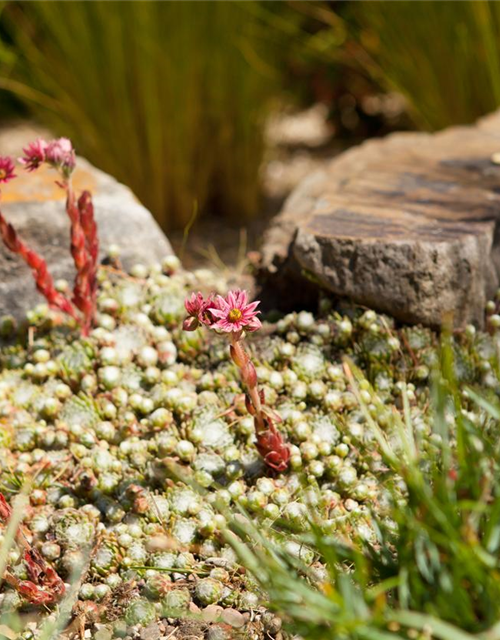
[202,604,223,622]
[221,608,246,628]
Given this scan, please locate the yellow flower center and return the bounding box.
[228,308,242,322]
[0,170,6,180]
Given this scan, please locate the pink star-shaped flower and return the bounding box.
[19,139,48,172]
[210,289,261,333]
[0,156,16,184]
[183,291,220,331]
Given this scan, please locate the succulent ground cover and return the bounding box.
[0,255,499,639]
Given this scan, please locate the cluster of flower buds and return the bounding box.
[0,138,98,334]
[183,289,290,473]
[20,137,76,178]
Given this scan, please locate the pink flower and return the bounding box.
[19,139,47,172]
[45,138,76,176]
[210,289,261,333]
[0,157,16,184]
[185,292,206,321]
[183,291,220,331]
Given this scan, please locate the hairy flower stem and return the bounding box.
[0,210,79,321]
[0,493,66,605]
[78,191,99,268]
[230,334,264,431]
[230,333,290,472]
[0,136,99,334]
[64,182,98,335]
[78,190,99,331]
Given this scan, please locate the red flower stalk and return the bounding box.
[254,417,291,473]
[46,139,98,335]
[183,289,290,473]
[63,185,99,335]
[0,211,79,321]
[77,191,99,332]
[5,549,66,606]
[79,191,99,267]
[0,493,65,606]
[0,140,100,335]
[0,493,11,520]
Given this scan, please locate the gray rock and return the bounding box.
[0,157,173,319]
[261,110,500,327]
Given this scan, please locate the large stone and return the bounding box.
[0,157,173,319]
[261,110,500,327]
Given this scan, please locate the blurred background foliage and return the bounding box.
[0,1,499,231]
[0,1,281,229]
[347,0,500,130]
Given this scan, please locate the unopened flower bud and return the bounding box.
[230,343,248,368]
[183,316,199,331]
[245,395,256,416]
[242,361,257,388]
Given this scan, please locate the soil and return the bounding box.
[170,104,349,271]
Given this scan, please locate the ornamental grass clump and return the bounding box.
[0,137,99,335]
[183,289,290,472]
[0,2,280,230]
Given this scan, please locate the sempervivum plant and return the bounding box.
[183,289,290,473]
[0,138,99,335]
